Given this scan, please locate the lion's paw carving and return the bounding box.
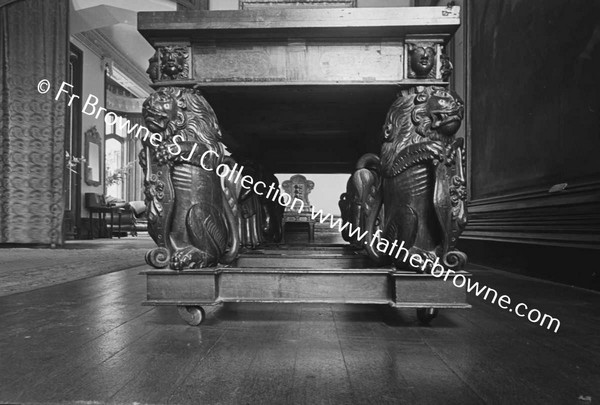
[171,247,212,270]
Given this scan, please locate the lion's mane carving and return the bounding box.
[358,86,467,271]
[143,86,222,164]
[140,87,240,270]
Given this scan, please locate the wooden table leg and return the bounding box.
[109,211,114,239]
[88,210,93,239]
[118,211,122,239]
[281,221,286,244]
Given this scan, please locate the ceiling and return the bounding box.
[70,0,177,95]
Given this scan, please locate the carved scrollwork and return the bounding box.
[145,247,170,269]
[450,174,466,214]
[144,173,165,223]
[442,250,468,271]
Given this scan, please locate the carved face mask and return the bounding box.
[410,46,435,77]
[160,47,186,77]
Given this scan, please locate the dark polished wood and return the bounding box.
[141,246,470,314]
[463,179,600,249]
[143,266,470,307]
[87,206,121,239]
[459,0,600,257]
[0,263,598,404]
[137,6,468,324]
[235,252,370,268]
[141,88,241,270]
[459,239,600,292]
[138,6,459,174]
[204,84,399,173]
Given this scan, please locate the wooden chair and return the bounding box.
[281,174,316,242]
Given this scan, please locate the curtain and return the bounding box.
[0,0,68,244]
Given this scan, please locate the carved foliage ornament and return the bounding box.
[146,44,191,83]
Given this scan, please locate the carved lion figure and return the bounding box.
[361,86,467,271]
[140,87,240,270]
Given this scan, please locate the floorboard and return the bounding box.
[0,261,598,404]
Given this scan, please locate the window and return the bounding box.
[104,124,126,201]
[104,112,144,202]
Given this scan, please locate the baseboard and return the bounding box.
[458,239,600,291]
[464,179,600,249]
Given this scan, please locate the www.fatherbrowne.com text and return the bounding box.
[309,208,560,333]
[42,79,561,333]
[199,148,561,334]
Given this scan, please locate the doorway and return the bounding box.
[63,44,83,239]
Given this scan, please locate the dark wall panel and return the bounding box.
[470,0,600,199]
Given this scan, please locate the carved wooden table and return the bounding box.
[137,6,471,326]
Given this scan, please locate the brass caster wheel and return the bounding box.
[177,305,205,326]
[417,308,438,325]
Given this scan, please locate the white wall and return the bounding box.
[209,0,238,10]
[275,173,348,216]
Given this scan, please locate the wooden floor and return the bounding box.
[0,237,153,296]
[0,261,599,404]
